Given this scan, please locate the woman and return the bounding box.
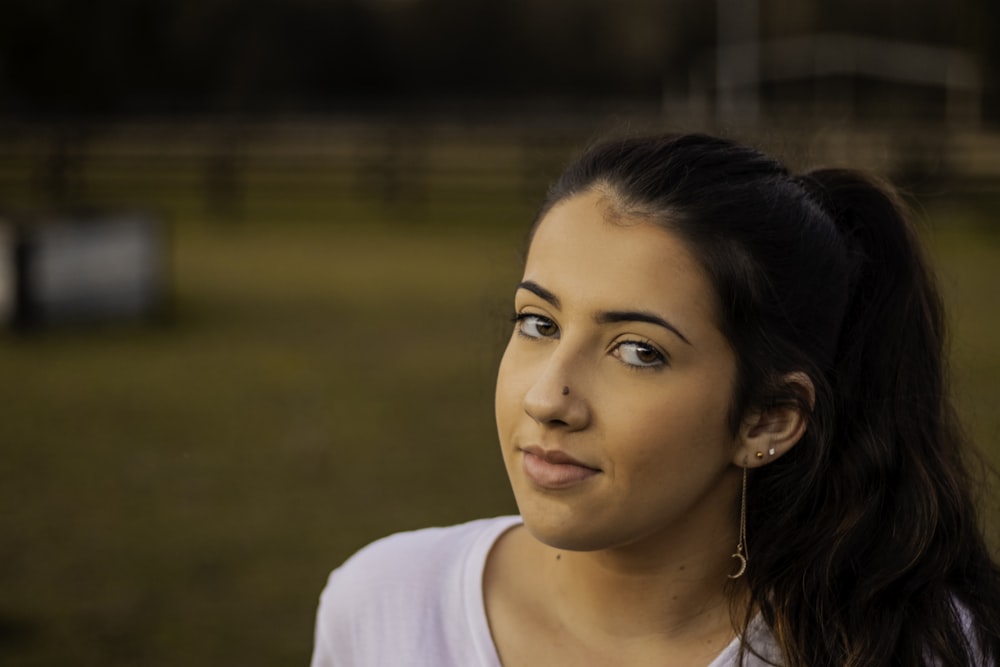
[311,133,1000,666]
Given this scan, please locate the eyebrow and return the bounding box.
[518,280,561,308]
[517,280,692,346]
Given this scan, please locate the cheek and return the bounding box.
[494,341,521,436]
[612,381,735,465]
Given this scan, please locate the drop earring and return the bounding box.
[728,465,749,579]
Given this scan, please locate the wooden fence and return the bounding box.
[1,116,998,224]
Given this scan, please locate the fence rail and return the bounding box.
[1,116,998,223]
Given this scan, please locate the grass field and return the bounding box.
[0,183,998,665]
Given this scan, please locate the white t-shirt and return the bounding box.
[310,516,777,667]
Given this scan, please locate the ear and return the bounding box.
[732,373,815,468]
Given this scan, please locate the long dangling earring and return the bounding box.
[728,465,749,579]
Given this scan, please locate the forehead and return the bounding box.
[525,190,720,325]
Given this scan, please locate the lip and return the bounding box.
[520,445,601,490]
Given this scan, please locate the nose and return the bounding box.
[523,359,591,430]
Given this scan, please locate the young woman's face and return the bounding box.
[495,189,744,554]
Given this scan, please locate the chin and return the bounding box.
[516,500,621,552]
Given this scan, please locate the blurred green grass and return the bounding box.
[0,194,997,666]
[0,211,530,665]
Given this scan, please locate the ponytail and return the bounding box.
[754,169,1000,666]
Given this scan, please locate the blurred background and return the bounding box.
[1,0,999,664]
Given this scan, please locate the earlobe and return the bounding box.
[733,373,814,467]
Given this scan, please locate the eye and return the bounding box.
[514,313,560,339]
[614,340,666,368]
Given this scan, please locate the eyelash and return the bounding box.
[614,340,667,370]
[510,312,668,370]
[511,312,559,339]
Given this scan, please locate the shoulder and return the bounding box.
[325,515,520,595]
[310,516,520,667]
[707,616,783,667]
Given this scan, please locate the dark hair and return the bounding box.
[536,133,1000,666]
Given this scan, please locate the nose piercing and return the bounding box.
[561,386,570,396]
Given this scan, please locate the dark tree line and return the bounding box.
[0,0,993,118]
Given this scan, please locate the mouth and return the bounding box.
[519,446,601,490]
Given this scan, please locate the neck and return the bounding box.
[538,523,742,642]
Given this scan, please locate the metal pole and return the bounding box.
[716,0,760,125]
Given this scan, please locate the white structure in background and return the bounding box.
[708,0,981,128]
[0,212,167,328]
